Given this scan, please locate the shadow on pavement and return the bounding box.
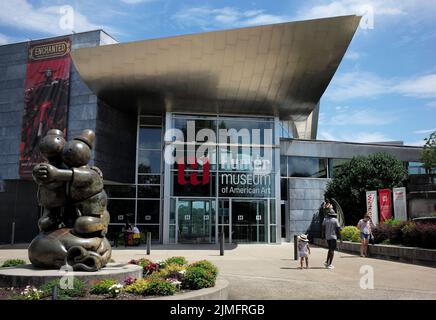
[280,267,328,270]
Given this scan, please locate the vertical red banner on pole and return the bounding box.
[19,38,72,179]
[378,188,392,223]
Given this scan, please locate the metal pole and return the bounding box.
[294,235,298,261]
[51,285,58,300]
[146,232,151,255]
[10,222,15,245]
[220,231,224,256]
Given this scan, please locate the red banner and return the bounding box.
[378,188,392,223]
[19,38,71,178]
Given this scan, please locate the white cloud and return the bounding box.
[404,140,425,147]
[0,33,11,45]
[326,71,436,101]
[344,50,360,60]
[393,74,436,99]
[413,128,436,135]
[325,71,389,101]
[0,0,107,36]
[329,107,396,126]
[295,0,406,21]
[120,0,156,3]
[319,130,392,143]
[172,6,288,30]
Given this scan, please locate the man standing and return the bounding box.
[322,209,342,269]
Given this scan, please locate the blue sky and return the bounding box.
[0,0,435,146]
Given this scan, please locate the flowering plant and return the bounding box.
[124,276,136,286]
[108,284,123,298]
[20,285,43,300]
[144,262,160,275]
[166,278,182,288]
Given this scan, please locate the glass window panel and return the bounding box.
[219,200,230,224]
[170,198,176,224]
[270,200,276,224]
[105,184,136,198]
[106,225,124,245]
[137,174,160,184]
[138,127,161,150]
[107,199,135,224]
[218,173,274,198]
[328,159,349,178]
[288,157,327,178]
[139,116,162,126]
[136,225,160,242]
[138,150,161,173]
[172,172,216,197]
[136,200,160,223]
[270,226,277,243]
[280,156,287,177]
[217,119,274,145]
[169,225,176,244]
[218,225,230,243]
[173,118,216,143]
[172,144,217,170]
[137,185,161,198]
[281,179,288,200]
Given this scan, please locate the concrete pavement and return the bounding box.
[1,243,436,299]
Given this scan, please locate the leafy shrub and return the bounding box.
[182,266,216,290]
[123,279,150,295]
[383,218,404,226]
[340,226,360,242]
[418,223,436,249]
[158,263,186,280]
[372,221,407,244]
[40,278,86,299]
[165,256,188,266]
[402,223,420,247]
[90,279,118,295]
[189,260,218,278]
[1,259,26,268]
[146,278,177,296]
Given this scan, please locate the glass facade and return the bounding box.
[166,114,279,244]
[106,115,163,242]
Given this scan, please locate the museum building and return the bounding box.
[0,15,423,245]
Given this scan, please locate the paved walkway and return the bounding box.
[1,243,436,299]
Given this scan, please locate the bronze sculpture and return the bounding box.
[28,129,112,271]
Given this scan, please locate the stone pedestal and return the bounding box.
[0,263,143,287]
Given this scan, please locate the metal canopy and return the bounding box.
[71,15,360,119]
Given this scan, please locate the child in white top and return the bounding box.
[297,234,311,269]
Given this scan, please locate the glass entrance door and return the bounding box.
[177,199,214,244]
[231,200,267,243]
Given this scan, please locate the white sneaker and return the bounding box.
[327,265,335,269]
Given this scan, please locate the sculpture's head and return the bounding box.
[62,129,95,167]
[39,129,66,161]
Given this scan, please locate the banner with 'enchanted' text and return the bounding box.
[19,38,72,178]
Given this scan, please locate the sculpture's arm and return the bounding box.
[33,163,72,184]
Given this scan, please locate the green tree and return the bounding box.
[325,152,408,225]
[422,132,436,174]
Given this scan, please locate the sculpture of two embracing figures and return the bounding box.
[28,129,112,272]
